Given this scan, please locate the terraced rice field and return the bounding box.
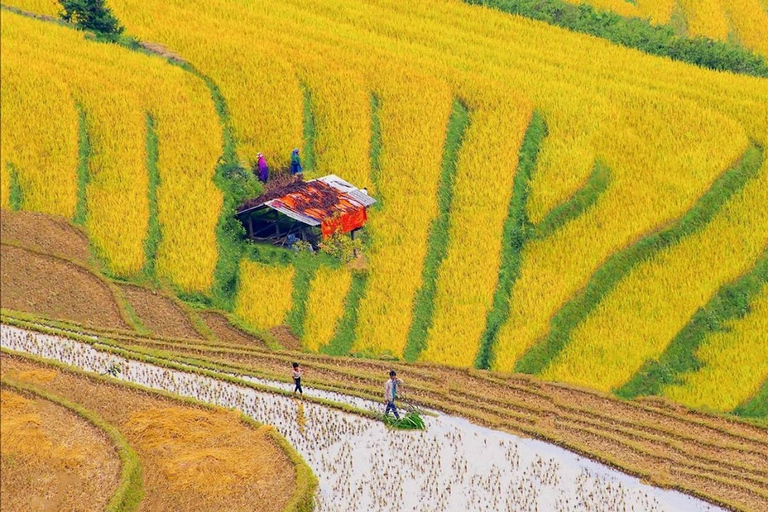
[1,0,767,508]
[3,0,767,406]
[563,0,768,58]
[0,385,120,511]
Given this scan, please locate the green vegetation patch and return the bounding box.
[382,410,426,430]
[515,144,764,375]
[404,100,470,362]
[7,164,23,211]
[467,0,768,78]
[618,248,768,399]
[475,111,547,369]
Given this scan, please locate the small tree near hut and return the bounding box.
[59,0,124,35]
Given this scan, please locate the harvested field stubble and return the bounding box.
[0,210,91,264]
[0,353,297,512]
[0,245,128,330]
[0,388,120,512]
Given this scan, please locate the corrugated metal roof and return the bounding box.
[317,174,376,207]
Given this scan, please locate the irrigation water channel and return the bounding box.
[1,325,722,512]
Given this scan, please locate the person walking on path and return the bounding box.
[290,148,303,175]
[292,362,304,396]
[384,370,403,420]
[257,152,269,183]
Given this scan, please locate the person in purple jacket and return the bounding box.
[257,152,269,183]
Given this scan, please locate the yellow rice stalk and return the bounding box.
[677,0,730,40]
[303,266,353,351]
[723,0,768,58]
[0,54,79,217]
[561,0,640,17]
[294,58,372,189]
[663,289,768,411]
[124,406,278,494]
[636,0,677,24]
[234,260,295,330]
[352,70,453,357]
[0,390,80,465]
[3,0,60,16]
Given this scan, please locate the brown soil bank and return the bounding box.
[0,210,91,264]
[120,284,202,340]
[0,245,127,330]
[1,354,298,512]
[0,386,120,512]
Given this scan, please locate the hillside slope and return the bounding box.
[1,0,766,419]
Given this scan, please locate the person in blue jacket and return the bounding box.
[290,148,303,176]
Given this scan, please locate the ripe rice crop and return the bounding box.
[421,97,532,367]
[724,0,768,58]
[636,0,676,24]
[0,60,78,217]
[5,0,768,407]
[234,260,295,331]
[303,266,352,352]
[562,0,640,17]
[1,12,221,288]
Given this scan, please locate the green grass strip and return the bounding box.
[1,378,144,512]
[515,143,764,375]
[73,105,91,225]
[403,100,469,362]
[465,0,768,78]
[617,247,768,399]
[7,163,22,211]
[533,160,611,239]
[142,114,161,280]
[475,111,548,369]
[733,377,768,420]
[369,93,383,203]
[301,84,316,173]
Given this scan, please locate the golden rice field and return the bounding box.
[2,0,767,416]
[541,154,768,391]
[234,261,295,331]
